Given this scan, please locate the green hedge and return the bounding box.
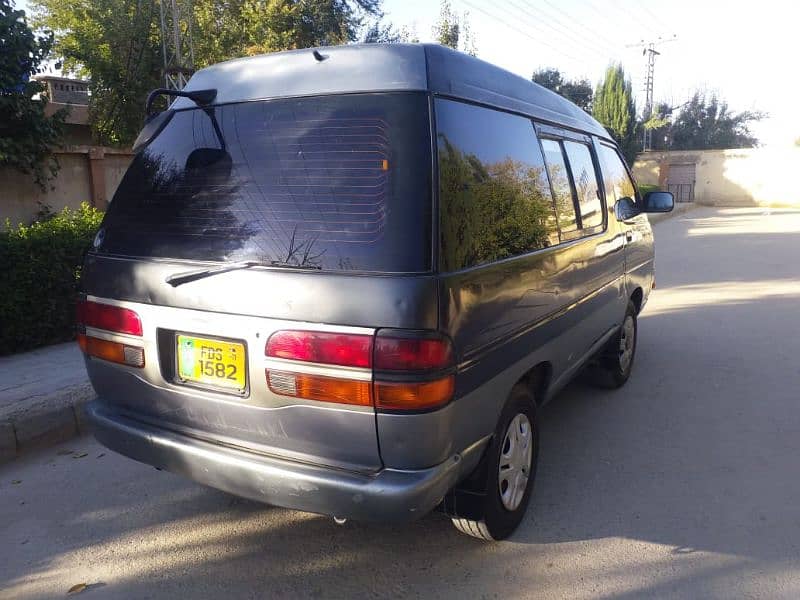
[638,183,661,196]
[1,203,103,355]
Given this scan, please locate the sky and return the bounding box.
[382,0,800,147]
[16,0,799,147]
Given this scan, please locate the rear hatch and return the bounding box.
[79,92,434,473]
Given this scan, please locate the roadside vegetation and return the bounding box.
[0,203,102,354]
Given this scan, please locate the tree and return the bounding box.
[432,0,476,55]
[532,67,592,113]
[433,0,458,49]
[0,0,64,189]
[667,92,763,150]
[361,19,418,44]
[32,0,165,146]
[593,64,637,164]
[362,20,402,43]
[33,0,383,147]
[642,101,672,151]
[212,0,382,58]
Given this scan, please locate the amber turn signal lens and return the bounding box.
[374,375,454,411]
[266,370,372,406]
[78,334,145,367]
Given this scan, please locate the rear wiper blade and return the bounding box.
[269,261,322,271]
[165,260,264,287]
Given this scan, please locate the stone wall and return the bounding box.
[0,146,134,226]
[633,147,800,207]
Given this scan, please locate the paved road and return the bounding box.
[2,207,799,599]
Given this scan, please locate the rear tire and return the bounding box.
[450,385,539,541]
[587,300,638,389]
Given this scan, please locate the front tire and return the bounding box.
[450,385,539,541]
[588,300,638,388]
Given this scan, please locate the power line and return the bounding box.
[460,0,585,64]
[506,0,617,58]
[534,0,624,56]
[609,0,661,36]
[582,0,659,41]
[635,1,663,28]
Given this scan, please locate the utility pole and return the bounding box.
[159,0,195,90]
[627,35,677,152]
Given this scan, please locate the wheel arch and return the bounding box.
[630,286,644,315]
[518,361,552,406]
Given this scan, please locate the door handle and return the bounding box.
[625,231,634,242]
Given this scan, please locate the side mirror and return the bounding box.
[615,197,639,221]
[642,190,674,213]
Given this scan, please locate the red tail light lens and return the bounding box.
[76,300,143,336]
[266,330,373,368]
[265,329,455,411]
[374,336,453,371]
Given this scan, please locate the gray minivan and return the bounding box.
[79,44,673,541]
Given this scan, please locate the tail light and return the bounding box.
[266,330,372,368]
[76,299,145,367]
[76,300,143,336]
[265,330,455,411]
[267,371,372,406]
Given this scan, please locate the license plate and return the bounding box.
[177,335,246,391]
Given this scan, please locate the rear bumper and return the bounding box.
[87,400,487,523]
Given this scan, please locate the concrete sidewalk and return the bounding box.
[0,342,93,462]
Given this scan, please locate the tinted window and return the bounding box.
[540,139,578,236]
[563,141,603,229]
[96,93,432,272]
[596,143,636,204]
[436,99,559,272]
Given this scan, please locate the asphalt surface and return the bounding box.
[2,206,799,599]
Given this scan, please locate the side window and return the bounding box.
[596,143,636,204]
[563,141,603,230]
[540,139,578,236]
[436,99,560,271]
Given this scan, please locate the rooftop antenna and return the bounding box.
[627,35,678,152]
[159,0,196,91]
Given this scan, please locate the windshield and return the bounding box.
[96,92,432,273]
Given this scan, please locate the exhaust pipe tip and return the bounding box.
[333,516,347,525]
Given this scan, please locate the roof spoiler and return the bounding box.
[144,88,217,118]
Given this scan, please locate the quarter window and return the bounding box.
[596,143,637,204]
[436,99,559,272]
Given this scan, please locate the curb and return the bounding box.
[0,383,95,465]
[648,201,697,226]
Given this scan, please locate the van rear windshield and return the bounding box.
[96,93,432,273]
